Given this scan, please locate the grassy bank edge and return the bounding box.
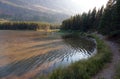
[37,34,112,79]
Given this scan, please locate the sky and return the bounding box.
[69,0,108,14]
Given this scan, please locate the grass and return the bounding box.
[37,34,112,79]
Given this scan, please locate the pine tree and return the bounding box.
[89,7,97,31]
[96,6,104,30]
[99,0,113,35]
[111,0,120,36]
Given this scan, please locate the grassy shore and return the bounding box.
[37,34,112,79]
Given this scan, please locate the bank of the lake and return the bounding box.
[38,34,112,79]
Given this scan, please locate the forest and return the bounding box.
[61,0,120,37]
[0,22,59,30]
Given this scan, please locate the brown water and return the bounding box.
[0,30,96,79]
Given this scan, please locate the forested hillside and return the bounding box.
[61,0,120,36]
[0,0,69,23]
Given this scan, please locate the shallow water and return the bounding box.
[0,30,96,79]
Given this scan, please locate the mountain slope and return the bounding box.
[0,0,69,23]
[19,0,75,14]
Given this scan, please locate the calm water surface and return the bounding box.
[0,30,96,79]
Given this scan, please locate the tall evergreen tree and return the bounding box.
[99,0,120,36]
[99,0,113,35]
[96,6,104,30]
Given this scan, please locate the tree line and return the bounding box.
[0,22,60,30]
[61,0,120,36]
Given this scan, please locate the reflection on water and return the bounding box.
[0,30,96,79]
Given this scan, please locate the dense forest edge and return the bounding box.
[0,21,60,31]
[61,0,120,37]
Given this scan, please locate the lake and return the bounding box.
[0,30,96,79]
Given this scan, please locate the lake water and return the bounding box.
[0,30,96,79]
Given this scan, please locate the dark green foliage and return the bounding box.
[61,7,100,32]
[99,0,114,35]
[61,0,120,37]
[95,6,104,30]
[0,22,37,30]
[0,22,59,30]
[99,0,120,36]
